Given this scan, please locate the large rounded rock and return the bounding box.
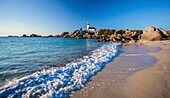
[141,26,163,41]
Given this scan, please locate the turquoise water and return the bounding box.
[0,37,104,85]
[0,38,120,98]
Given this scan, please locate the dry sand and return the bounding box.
[72,40,170,98]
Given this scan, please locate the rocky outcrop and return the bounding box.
[97,29,116,42]
[8,35,19,37]
[109,30,142,43]
[64,29,100,39]
[47,35,54,37]
[59,28,143,43]
[22,34,28,37]
[60,32,69,38]
[110,30,123,42]
[141,26,163,41]
[69,30,88,39]
[98,29,115,36]
[157,28,169,38]
[167,30,170,35]
[30,34,42,37]
[56,26,169,43]
[55,35,61,38]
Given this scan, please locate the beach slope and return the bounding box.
[72,40,170,98]
[124,41,170,98]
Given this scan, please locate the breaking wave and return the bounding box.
[0,43,121,98]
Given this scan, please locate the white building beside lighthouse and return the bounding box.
[86,22,96,32]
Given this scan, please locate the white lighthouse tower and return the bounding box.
[87,22,90,30]
[86,22,96,32]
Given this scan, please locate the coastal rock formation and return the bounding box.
[55,35,61,38]
[123,30,140,40]
[47,35,54,37]
[66,29,100,39]
[58,26,169,43]
[109,30,142,43]
[8,35,19,37]
[141,26,163,41]
[58,28,144,43]
[167,30,170,35]
[97,29,116,42]
[110,31,123,42]
[157,28,169,38]
[22,34,28,37]
[30,34,42,37]
[69,30,88,39]
[60,32,69,38]
[98,29,115,36]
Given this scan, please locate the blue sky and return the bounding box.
[0,0,170,36]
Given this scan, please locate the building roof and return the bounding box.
[88,27,96,29]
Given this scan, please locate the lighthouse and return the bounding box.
[86,22,96,32]
[87,22,90,30]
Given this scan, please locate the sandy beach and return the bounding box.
[72,40,170,98]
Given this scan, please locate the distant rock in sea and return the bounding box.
[8,35,19,37]
[30,34,42,37]
[22,34,28,37]
[47,35,54,37]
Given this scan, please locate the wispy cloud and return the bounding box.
[11,21,24,25]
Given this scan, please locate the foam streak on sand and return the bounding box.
[0,43,121,98]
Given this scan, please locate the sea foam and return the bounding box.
[0,42,121,98]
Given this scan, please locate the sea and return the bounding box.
[0,37,121,97]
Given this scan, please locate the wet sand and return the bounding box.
[72,40,170,98]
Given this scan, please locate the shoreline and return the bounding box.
[1,38,170,97]
[123,40,170,98]
[72,40,170,98]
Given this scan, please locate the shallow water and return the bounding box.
[119,44,160,70]
[0,39,121,98]
[109,44,161,80]
[0,37,105,86]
